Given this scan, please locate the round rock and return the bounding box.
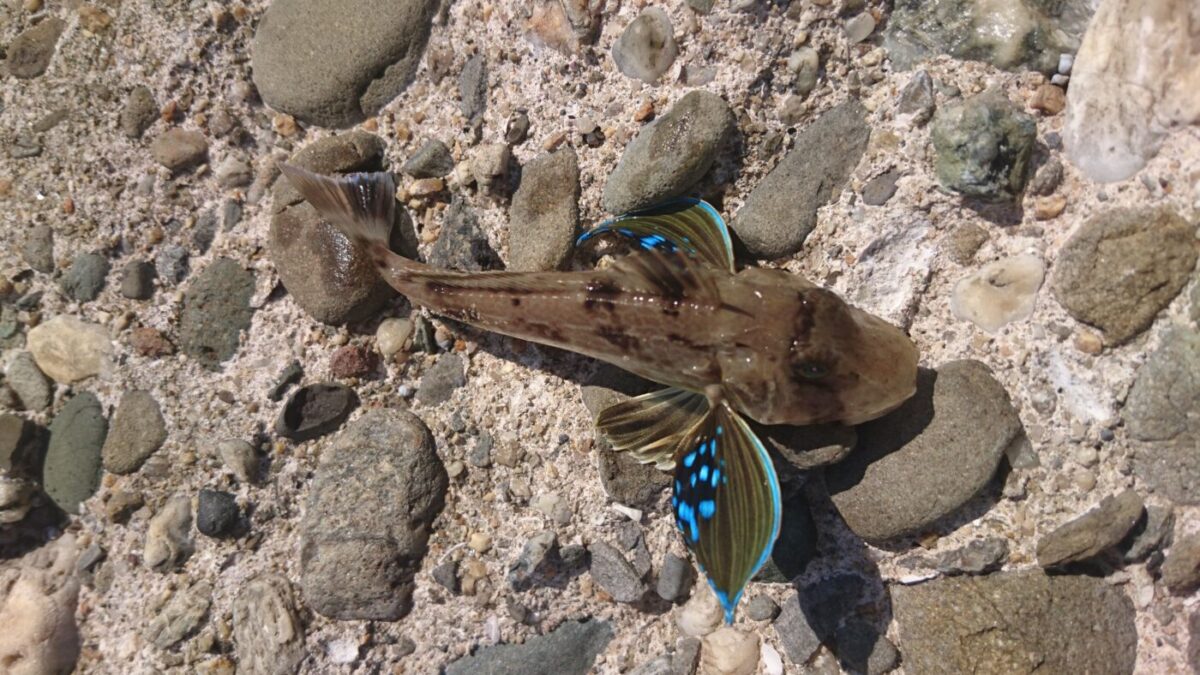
[150,129,209,172]
[44,392,108,514]
[196,489,240,538]
[275,383,358,443]
[611,7,677,84]
[59,253,110,303]
[4,351,52,412]
[101,390,168,475]
[119,260,156,300]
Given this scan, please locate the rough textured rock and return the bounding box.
[26,316,113,384]
[43,392,107,514]
[59,253,110,303]
[459,54,487,121]
[579,367,670,507]
[416,354,466,405]
[5,18,67,79]
[1126,328,1200,504]
[300,409,447,620]
[826,362,1022,543]
[178,258,256,369]
[508,147,580,272]
[1036,490,1145,567]
[861,170,901,206]
[444,619,613,675]
[427,197,502,272]
[0,534,81,675]
[950,254,1045,333]
[1064,0,1200,183]
[892,571,1137,675]
[4,351,52,412]
[21,225,55,274]
[101,390,168,475]
[611,8,677,84]
[119,260,156,300]
[120,85,158,139]
[897,70,935,125]
[602,90,734,215]
[233,575,306,675]
[655,553,692,603]
[1162,533,1200,594]
[931,92,1037,201]
[1051,208,1197,346]
[143,495,193,571]
[587,540,645,603]
[196,489,240,538]
[734,101,870,258]
[275,383,358,443]
[150,129,209,172]
[774,591,822,666]
[251,0,438,127]
[758,423,856,471]
[143,582,211,649]
[402,139,455,178]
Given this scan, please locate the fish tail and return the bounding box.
[278,163,410,272]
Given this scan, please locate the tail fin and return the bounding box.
[279,163,396,256]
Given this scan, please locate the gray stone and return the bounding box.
[580,366,670,507]
[222,200,243,230]
[150,129,209,172]
[468,431,493,468]
[217,439,258,483]
[179,258,256,369]
[629,656,674,675]
[943,223,988,265]
[444,619,613,675]
[588,540,644,603]
[215,155,254,188]
[826,362,1022,543]
[753,493,817,583]
[232,575,306,675]
[155,245,189,284]
[892,570,1137,675]
[144,495,193,571]
[5,352,52,412]
[22,225,55,273]
[612,8,677,84]
[897,70,935,124]
[44,392,107,514]
[759,423,856,470]
[844,13,877,43]
[193,209,220,251]
[119,261,156,300]
[416,353,466,405]
[402,139,455,178]
[5,18,66,79]
[144,583,211,650]
[120,86,158,139]
[602,90,735,214]
[931,536,1009,574]
[505,110,530,145]
[861,170,901,206]
[275,383,358,442]
[1120,505,1174,563]
[1126,328,1200,504]
[270,133,408,324]
[509,147,580,272]
[734,100,870,258]
[655,553,692,603]
[196,489,240,538]
[835,619,899,675]
[1052,209,1197,346]
[267,361,304,403]
[1027,158,1064,196]
[459,54,487,120]
[686,0,715,13]
[508,530,557,588]
[1036,490,1145,568]
[673,637,701,675]
[1163,533,1200,595]
[60,253,109,303]
[931,92,1037,201]
[0,414,45,479]
[428,197,503,271]
[744,595,780,621]
[101,390,168,475]
[788,47,820,97]
[251,0,437,127]
[300,409,447,620]
[775,592,823,666]
[431,560,459,594]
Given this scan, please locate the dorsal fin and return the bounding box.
[578,199,735,272]
[608,250,723,303]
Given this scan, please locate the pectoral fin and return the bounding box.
[577,198,735,272]
[595,387,709,470]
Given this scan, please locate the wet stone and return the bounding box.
[275,383,358,443]
[119,261,156,300]
[43,392,107,514]
[60,253,110,303]
[178,258,255,369]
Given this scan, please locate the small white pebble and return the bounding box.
[468,532,492,554]
[761,642,784,675]
[326,638,358,664]
[611,503,643,522]
[1058,53,1074,75]
[376,317,413,358]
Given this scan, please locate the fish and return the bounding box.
[280,164,920,623]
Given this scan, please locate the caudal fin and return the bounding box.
[279,164,396,255]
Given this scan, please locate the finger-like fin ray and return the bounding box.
[578,199,735,272]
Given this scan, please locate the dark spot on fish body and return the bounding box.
[426,280,454,295]
[511,298,521,307]
[596,325,639,351]
[719,302,754,318]
[583,298,617,313]
[585,279,623,297]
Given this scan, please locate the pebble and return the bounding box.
[504,110,530,145]
[155,244,189,285]
[950,254,1045,333]
[251,0,436,127]
[678,585,723,637]
[101,390,168,475]
[144,583,212,650]
[431,560,460,594]
[196,489,241,538]
[1030,83,1066,115]
[467,431,493,468]
[275,383,359,442]
[27,316,112,383]
[300,409,447,619]
[896,69,935,125]
[150,129,209,172]
[144,495,194,571]
[443,619,613,675]
[329,344,378,379]
[416,353,466,405]
[1033,194,1067,220]
[459,53,487,121]
[178,257,256,369]
[612,7,677,84]
[4,351,52,412]
[700,627,758,675]
[942,223,988,265]
[580,367,671,507]
[427,197,502,271]
[22,225,55,273]
[222,200,242,230]
[931,91,1037,201]
[860,170,900,206]
[743,595,780,622]
[375,318,412,359]
[0,534,81,674]
[834,619,898,675]
[129,327,175,358]
[588,540,644,603]
[735,100,870,258]
[60,253,110,303]
[1162,533,1200,594]
[787,47,820,97]
[469,143,511,194]
[232,575,306,675]
[119,260,156,300]
[827,362,1022,543]
[214,155,254,188]
[508,530,557,588]
[1051,207,1196,345]
[843,13,876,43]
[1027,158,1064,196]
[1127,328,1200,504]
[892,570,1136,674]
[468,532,492,554]
[508,147,580,272]
[267,361,304,402]
[655,552,693,603]
[43,392,107,514]
[217,439,257,483]
[773,593,825,664]
[402,139,455,178]
[120,85,158,139]
[105,489,144,524]
[5,17,66,79]
[1120,505,1174,563]
[1037,490,1145,568]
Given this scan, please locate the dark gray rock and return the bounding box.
[268,361,304,402]
[222,200,243,230]
[119,261,156,300]
[836,619,899,675]
[5,351,52,412]
[1036,490,1145,568]
[588,540,644,603]
[275,383,358,442]
[431,560,459,594]
[655,552,692,603]
[744,594,780,622]
[508,530,557,588]
[861,170,901,206]
[612,8,677,84]
[155,244,189,284]
[0,413,45,479]
[754,493,817,583]
[1163,533,1200,595]
[892,570,1137,675]
[401,139,455,178]
[826,361,1022,543]
[897,70,935,124]
[232,575,306,675]
[59,253,109,303]
[734,100,870,258]
[196,489,240,538]
[101,390,168,475]
[775,591,823,666]
[602,90,735,214]
[192,211,219,254]
[509,147,580,272]
[459,54,487,120]
[416,353,466,405]
[120,85,158,139]
[931,92,1036,201]
[150,129,209,172]
[5,18,66,79]
[759,423,856,470]
[505,110,530,145]
[1028,158,1064,196]
[929,536,1009,575]
[444,619,613,675]
[468,431,493,468]
[1120,504,1174,563]
[251,0,437,127]
[300,409,447,620]
[1126,328,1200,504]
[428,197,503,271]
[44,392,108,513]
[178,257,256,369]
[1052,209,1197,346]
[22,225,55,273]
[579,366,670,507]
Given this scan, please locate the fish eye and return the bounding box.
[796,361,829,380]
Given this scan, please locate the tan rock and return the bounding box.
[26,316,113,384]
[951,254,1045,333]
[0,534,81,675]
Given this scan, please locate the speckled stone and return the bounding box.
[508,147,580,272]
[178,258,256,369]
[43,392,108,514]
[101,390,168,475]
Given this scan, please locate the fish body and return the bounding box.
[281,164,919,622]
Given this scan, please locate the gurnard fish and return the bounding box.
[281,164,919,622]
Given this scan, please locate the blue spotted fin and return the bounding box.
[594,387,709,470]
[577,199,735,272]
[671,401,781,624]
